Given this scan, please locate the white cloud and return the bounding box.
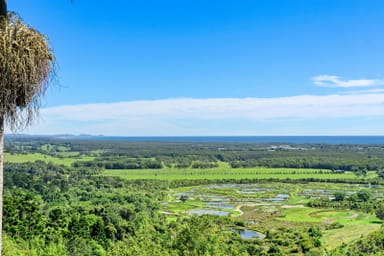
[340,89,384,95]
[312,75,384,88]
[21,93,384,136]
[41,94,384,120]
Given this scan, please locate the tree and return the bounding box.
[377,168,384,179]
[0,0,55,253]
[179,194,189,202]
[333,192,346,202]
[357,191,371,202]
[375,204,384,221]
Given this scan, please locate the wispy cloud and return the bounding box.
[340,88,384,95]
[21,93,384,136]
[41,94,384,121]
[312,75,384,88]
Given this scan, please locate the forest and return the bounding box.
[3,136,384,255]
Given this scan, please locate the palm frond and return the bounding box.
[0,13,56,130]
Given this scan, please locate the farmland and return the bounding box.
[103,166,377,180]
[4,152,95,166]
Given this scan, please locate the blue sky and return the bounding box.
[7,0,384,135]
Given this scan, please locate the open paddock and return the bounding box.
[103,167,377,181]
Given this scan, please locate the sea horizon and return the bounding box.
[6,134,384,145]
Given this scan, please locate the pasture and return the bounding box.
[103,167,377,181]
[4,152,95,166]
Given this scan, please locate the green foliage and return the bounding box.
[6,137,384,174]
[332,226,384,255]
[179,194,189,202]
[2,161,259,255]
[375,204,384,220]
[334,192,346,201]
[3,189,45,240]
[307,190,377,213]
[4,138,384,255]
[377,169,384,179]
[2,159,330,255]
[3,161,166,255]
[357,190,371,202]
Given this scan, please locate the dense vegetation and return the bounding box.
[2,161,326,255]
[6,136,384,173]
[3,136,384,255]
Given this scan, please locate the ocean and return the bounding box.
[57,135,384,144]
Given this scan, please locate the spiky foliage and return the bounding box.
[0,13,55,130]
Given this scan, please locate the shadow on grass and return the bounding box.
[370,220,383,224]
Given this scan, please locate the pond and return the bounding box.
[197,194,229,200]
[189,209,230,216]
[236,229,265,240]
[206,184,249,189]
[206,202,234,209]
[265,193,290,202]
[237,188,268,194]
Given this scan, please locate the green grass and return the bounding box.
[278,207,323,222]
[287,195,310,205]
[103,167,376,181]
[278,206,381,249]
[54,152,81,157]
[4,153,95,166]
[165,200,205,214]
[323,222,381,250]
[279,207,379,224]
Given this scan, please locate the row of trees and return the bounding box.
[73,158,163,170]
[230,158,380,172]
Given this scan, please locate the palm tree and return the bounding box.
[0,0,55,253]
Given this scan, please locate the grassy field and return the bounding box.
[4,153,95,166]
[5,152,378,181]
[278,207,381,249]
[323,223,381,250]
[103,167,377,180]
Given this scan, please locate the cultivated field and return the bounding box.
[4,152,95,166]
[103,167,377,181]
